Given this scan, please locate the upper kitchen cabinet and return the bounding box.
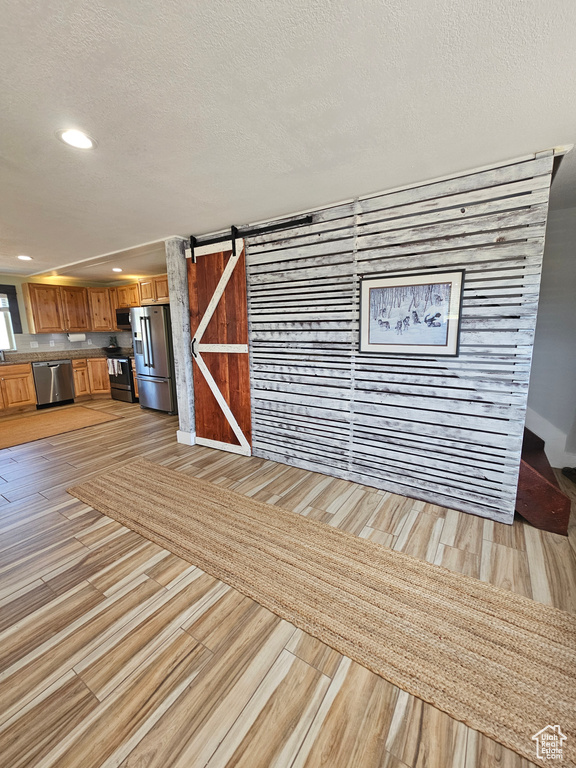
[22,283,65,333]
[22,280,142,333]
[154,275,169,302]
[116,283,140,308]
[87,287,114,331]
[138,274,169,305]
[60,286,90,332]
[138,278,155,304]
[23,282,90,333]
[108,287,120,329]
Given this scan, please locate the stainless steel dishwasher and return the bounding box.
[32,360,75,407]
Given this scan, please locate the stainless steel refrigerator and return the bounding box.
[131,305,177,414]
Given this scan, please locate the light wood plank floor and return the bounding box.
[0,400,574,768]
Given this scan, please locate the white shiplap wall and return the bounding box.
[246,153,554,523]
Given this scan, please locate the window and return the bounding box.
[0,293,16,350]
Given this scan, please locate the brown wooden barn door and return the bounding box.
[187,239,252,455]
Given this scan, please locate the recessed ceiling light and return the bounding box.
[17,255,33,261]
[57,129,96,149]
[112,267,123,273]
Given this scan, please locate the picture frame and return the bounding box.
[359,270,465,356]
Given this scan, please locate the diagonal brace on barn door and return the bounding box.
[193,239,243,346]
[192,351,251,454]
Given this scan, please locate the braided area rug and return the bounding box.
[68,458,576,767]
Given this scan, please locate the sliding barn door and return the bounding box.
[187,242,252,455]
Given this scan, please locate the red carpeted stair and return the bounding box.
[515,428,570,536]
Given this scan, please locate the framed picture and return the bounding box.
[359,270,465,355]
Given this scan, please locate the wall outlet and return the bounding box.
[87,339,93,345]
[30,341,39,348]
[49,340,55,347]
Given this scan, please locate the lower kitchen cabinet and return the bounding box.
[87,358,111,394]
[0,364,37,410]
[72,358,111,398]
[72,359,91,397]
[0,359,113,412]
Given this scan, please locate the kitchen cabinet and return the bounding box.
[23,280,139,334]
[0,364,36,409]
[154,275,169,302]
[87,288,114,332]
[24,282,91,334]
[72,359,91,397]
[138,279,155,304]
[87,358,111,394]
[22,283,65,334]
[60,286,90,332]
[138,274,169,305]
[116,283,140,308]
[108,287,120,330]
[73,357,112,398]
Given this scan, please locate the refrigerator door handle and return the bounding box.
[145,316,154,368]
[140,317,149,367]
[136,374,170,383]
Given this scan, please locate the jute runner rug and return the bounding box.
[68,458,576,767]
[0,406,120,449]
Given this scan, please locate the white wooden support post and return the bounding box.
[165,237,196,445]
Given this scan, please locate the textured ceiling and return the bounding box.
[0,0,575,278]
[36,240,168,282]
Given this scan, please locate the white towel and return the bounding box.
[107,358,122,376]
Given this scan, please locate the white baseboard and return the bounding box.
[176,430,196,446]
[525,408,576,468]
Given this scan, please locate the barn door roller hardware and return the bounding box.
[186,214,313,262]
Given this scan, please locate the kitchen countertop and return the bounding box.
[0,348,134,366]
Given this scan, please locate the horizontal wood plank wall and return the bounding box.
[245,153,554,523]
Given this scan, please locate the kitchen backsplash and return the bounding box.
[14,331,133,352]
